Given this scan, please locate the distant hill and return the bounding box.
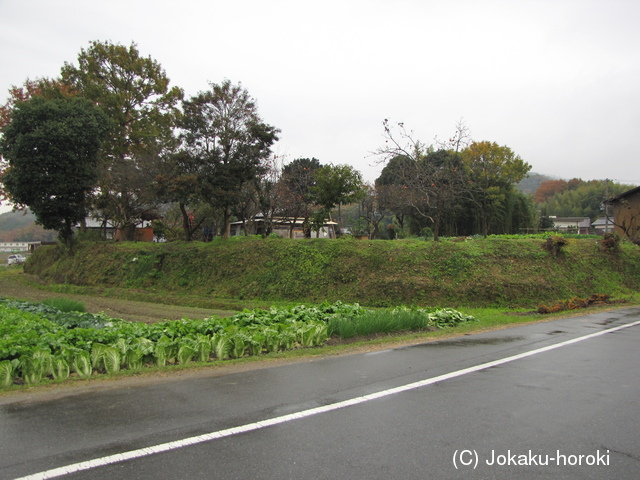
[0,210,57,242]
[0,209,35,231]
[517,172,555,196]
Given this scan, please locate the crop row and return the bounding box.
[0,299,475,388]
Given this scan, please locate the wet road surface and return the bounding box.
[1,308,639,479]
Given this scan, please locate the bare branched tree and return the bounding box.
[375,120,469,240]
[435,118,472,153]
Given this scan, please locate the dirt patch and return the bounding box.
[0,270,223,323]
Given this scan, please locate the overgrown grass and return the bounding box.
[23,235,640,309]
[41,298,86,312]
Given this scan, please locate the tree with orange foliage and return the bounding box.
[533,179,567,203]
[533,178,585,204]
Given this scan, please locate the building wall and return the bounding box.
[612,190,640,238]
[114,227,155,242]
[0,242,39,252]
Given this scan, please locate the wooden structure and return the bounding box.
[605,186,640,239]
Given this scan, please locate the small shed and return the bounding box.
[604,186,640,239]
[591,217,614,235]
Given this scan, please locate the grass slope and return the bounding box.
[24,236,640,309]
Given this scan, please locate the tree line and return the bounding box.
[0,41,367,244]
[361,120,533,240]
[0,40,625,245]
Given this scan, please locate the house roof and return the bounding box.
[551,217,591,228]
[231,217,338,226]
[591,217,614,227]
[604,185,640,204]
[83,218,116,228]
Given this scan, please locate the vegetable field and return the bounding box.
[0,298,475,388]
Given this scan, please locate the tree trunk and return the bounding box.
[222,205,231,239]
[179,203,193,241]
[433,216,441,242]
[123,223,136,241]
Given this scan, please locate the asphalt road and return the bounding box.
[1,308,639,479]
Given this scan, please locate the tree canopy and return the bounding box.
[61,40,183,239]
[0,78,76,207]
[5,39,623,243]
[537,179,634,220]
[375,121,534,238]
[461,141,531,237]
[176,80,279,238]
[0,96,108,245]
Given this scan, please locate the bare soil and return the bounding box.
[0,270,223,323]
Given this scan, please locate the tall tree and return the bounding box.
[1,78,75,208]
[277,158,322,237]
[461,141,531,237]
[179,80,279,238]
[61,40,183,239]
[254,154,285,237]
[154,150,205,241]
[313,164,365,233]
[0,97,108,246]
[357,184,391,239]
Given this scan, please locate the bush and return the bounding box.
[542,235,568,257]
[421,227,433,240]
[600,233,620,252]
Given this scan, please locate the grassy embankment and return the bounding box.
[23,235,640,310]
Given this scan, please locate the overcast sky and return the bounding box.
[1,0,639,214]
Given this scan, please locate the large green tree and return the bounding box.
[461,141,531,237]
[314,164,365,211]
[1,78,76,208]
[0,96,108,245]
[178,80,279,238]
[313,164,365,234]
[61,40,183,239]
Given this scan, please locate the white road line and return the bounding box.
[15,319,640,480]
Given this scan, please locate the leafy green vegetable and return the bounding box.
[72,350,92,378]
[0,360,13,388]
[0,298,475,388]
